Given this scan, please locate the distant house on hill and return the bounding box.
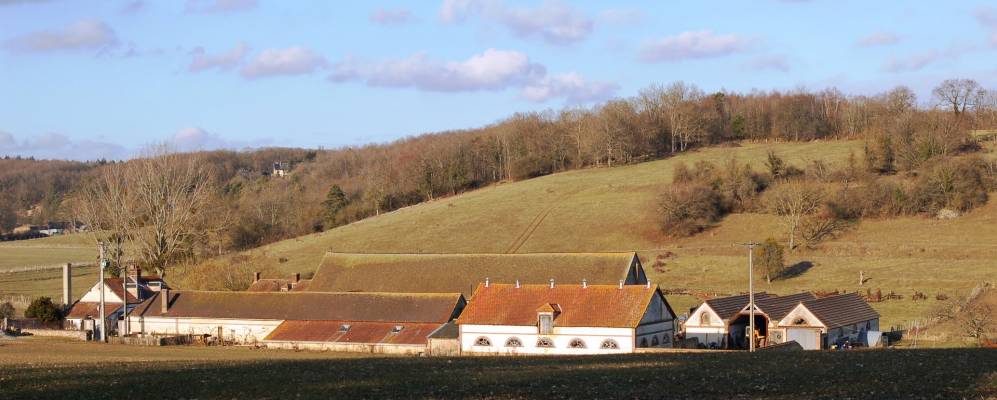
[271,161,289,177]
[306,252,648,297]
[246,272,311,292]
[128,290,465,354]
[457,281,676,355]
[683,292,879,350]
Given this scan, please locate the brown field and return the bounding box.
[0,337,994,399]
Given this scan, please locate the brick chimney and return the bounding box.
[127,264,141,282]
[62,263,72,307]
[160,289,170,314]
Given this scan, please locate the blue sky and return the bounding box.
[1,0,996,160]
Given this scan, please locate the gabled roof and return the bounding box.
[800,293,879,329]
[132,291,464,324]
[65,302,120,320]
[307,252,641,297]
[264,320,440,345]
[704,293,774,320]
[457,284,662,328]
[753,292,817,321]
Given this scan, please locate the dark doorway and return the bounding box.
[727,314,769,349]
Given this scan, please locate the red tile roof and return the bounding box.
[132,291,464,324]
[457,284,663,328]
[246,279,312,292]
[65,302,120,319]
[264,320,441,345]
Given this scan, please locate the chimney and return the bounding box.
[646,280,651,289]
[128,264,141,282]
[549,279,555,289]
[484,277,489,288]
[515,280,520,288]
[160,289,170,314]
[619,280,624,289]
[582,279,587,289]
[292,273,300,284]
[62,263,72,307]
[253,271,261,282]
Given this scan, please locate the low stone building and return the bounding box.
[457,281,676,355]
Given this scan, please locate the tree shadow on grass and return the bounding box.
[777,261,814,280]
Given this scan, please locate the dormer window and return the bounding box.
[339,324,350,333]
[391,325,403,333]
[539,313,553,335]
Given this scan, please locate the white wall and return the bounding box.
[129,316,282,344]
[460,324,634,355]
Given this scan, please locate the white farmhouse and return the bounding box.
[457,281,676,355]
[64,266,166,337]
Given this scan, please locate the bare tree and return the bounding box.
[766,180,825,250]
[74,164,134,272]
[959,301,993,341]
[932,79,985,117]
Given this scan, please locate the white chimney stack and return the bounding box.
[485,277,490,288]
[646,280,651,289]
[549,279,555,289]
[619,280,624,289]
[582,279,587,288]
[515,280,520,288]
[160,289,171,314]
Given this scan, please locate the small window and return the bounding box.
[391,325,403,333]
[474,336,492,346]
[505,337,522,347]
[568,338,586,349]
[338,324,350,333]
[536,337,555,348]
[639,337,648,348]
[651,336,659,346]
[600,339,619,350]
[538,314,553,335]
[701,312,711,325]
[793,318,807,325]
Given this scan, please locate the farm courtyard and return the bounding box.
[0,337,994,399]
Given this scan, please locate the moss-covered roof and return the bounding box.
[307,252,641,297]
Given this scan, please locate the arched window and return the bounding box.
[701,311,712,325]
[536,337,555,348]
[600,339,620,350]
[651,336,659,346]
[505,337,523,347]
[568,338,586,349]
[640,337,648,347]
[474,336,491,346]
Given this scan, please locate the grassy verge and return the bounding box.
[0,337,994,399]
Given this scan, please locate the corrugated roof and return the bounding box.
[704,293,774,320]
[307,252,640,297]
[754,292,817,321]
[264,320,441,345]
[801,293,880,329]
[65,302,120,319]
[457,284,660,328]
[132,291,463,324]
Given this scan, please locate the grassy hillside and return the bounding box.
[0,234,94,271]
[2,338,994,399]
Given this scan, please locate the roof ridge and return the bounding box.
[323,251,636,256]
[166,289,463,297]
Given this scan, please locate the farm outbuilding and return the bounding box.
[457,281,676,355]
[306,252,649,297]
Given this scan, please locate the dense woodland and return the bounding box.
[2,79,997,270]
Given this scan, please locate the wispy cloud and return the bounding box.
[369,7,415,25]
[329,48,616,104]
[882,44,975,73]
[855,31,900,47]
[185,0,257,14]
[439,0,593,46]
[638,30,752,62]
[743,54,789,72]
[3,19,117,53]
[599,8,644,25]
[976,6,997,46]
[0,131,129,161]
[189,42,250,72]
[241,46,327,79]
[120,0,145,14]
[170,127,270,151]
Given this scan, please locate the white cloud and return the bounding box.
[638,30,751,62]
[521,73,618,104]
[855,31,899,47]
[369,8,415,25]
[170,127,272,152]
[189,42,249,72]
[240,47,327,79]
[976,6,997,47]
[3,19,117,53]
[743,54,789,72]
[882,44,975,73]
[0,131,129,161]
[599,8,644,25]
[185,0,257,13]
[330,49,615,104]
[439,0,593,46]
[330,48,545,92]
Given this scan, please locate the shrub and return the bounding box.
[658,183,726,237]
[24,297,62,323]
[913,158,989,213]
[0,301,15,319]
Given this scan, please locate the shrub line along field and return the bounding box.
[0,338,994,399]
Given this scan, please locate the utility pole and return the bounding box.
[736,242,759,352]
[98,242,107,343]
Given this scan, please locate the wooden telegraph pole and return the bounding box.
[98,242,107,343]
[736,242,759,352]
